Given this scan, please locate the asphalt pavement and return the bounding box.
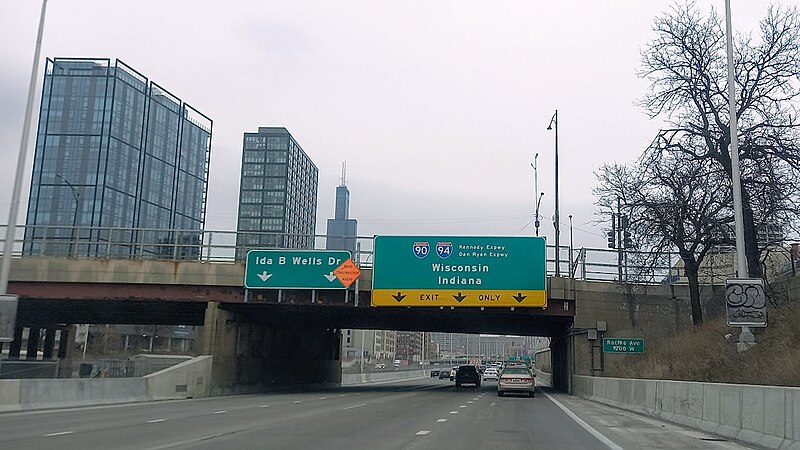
[0,377,753,450]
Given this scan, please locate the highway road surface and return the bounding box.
[0,378,752,449]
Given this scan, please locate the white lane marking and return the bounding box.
[319,397,328,400]
[459,405,467,408]
[449,411,458,414]
[415,430,431,436]
[259,404,271,408]
[343,403,367,410]
[212,410,227,414]
[293,401,302,404]
[543,392,624,450]
[339,394,346,397]
[490,401,497,407]
[472,398,479,400]
[437,419,448,423]
[467,401,474,404]
[44,431,74,437]
[146,419,166,423]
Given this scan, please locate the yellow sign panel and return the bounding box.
[371,289,547,308]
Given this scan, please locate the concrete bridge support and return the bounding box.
[201,302,341,395]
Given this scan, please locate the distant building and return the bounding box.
[342,329,396,362]
[395,331,423,362]
[325,163,358,254]
[24,58,212,258]
[236,127,318,258]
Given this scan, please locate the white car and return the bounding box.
[482,368,499,381]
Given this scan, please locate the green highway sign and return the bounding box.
[372,236,547,307]
[245,250,354,289]
[602,338,645,354]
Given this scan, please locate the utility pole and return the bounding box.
[616,198,623,282]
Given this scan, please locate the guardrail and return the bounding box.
[1,224,683,283]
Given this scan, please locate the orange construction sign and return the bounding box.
[333,258,361,288]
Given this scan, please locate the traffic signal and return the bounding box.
[607,230,616,249]
[623,231,633,248]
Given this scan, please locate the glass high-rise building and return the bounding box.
[24,58,212,259]
[236,127,318,258]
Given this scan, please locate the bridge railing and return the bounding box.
[1,224,680,283]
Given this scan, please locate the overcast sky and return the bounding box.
[0,1,778,250]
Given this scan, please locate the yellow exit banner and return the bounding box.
[371,289,547,308]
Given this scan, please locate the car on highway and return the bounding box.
[449,367,458,381]
[454,365,481,388]
[438,369,451,379]
[430,368,441,377]
[374,363,386,369]
[482,367,499,382]
[497,366,535,397]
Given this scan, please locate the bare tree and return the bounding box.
[596,139,733,326]
[639,3,800,277]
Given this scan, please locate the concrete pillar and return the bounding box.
[550,332,571,393]
[26,327,40,360]
[42,328,57,359]
[200,302,238,394]
[8,326,23,359]
[57,327,70,358]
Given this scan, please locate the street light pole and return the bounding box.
[547,110,560,276]
[724,0,754,350]
[55,173,79,256]
[0,0,48,295]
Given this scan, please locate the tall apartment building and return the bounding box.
[325,163,357,254]
[236,127,318,258]
[24,58,212,258]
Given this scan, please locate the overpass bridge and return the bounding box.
[1,227,721,393]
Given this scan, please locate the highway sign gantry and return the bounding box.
[371,236,547,307]
[245,250,357,289]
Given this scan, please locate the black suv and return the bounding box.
[454,365,481,388]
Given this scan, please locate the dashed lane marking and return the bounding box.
[146,419,166,423]
[416,430,431,436]
[259,405,271,408]
[343,403,367,410]
[44,431,74,437]
[449,411,459,414]
[212,410,227,414]
[437,419,448,423]
[459,405,467,408]
[293,401,302,404]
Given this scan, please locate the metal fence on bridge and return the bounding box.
[1,224,681,284]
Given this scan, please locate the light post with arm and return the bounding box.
[546,110,560,276]
[55,173,79,257]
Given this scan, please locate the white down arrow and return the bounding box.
[323,272,337,282]
[257,271,273,282]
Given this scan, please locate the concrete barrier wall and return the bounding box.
[573,375,800,449]
[0,378,149,412]
[342,370,428,385]
[145,355,212,400]
[0,356,212,412]
[534,369,552,388]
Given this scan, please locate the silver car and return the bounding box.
[497,366,535,397]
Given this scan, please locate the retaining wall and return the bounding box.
[573,375,800,450]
